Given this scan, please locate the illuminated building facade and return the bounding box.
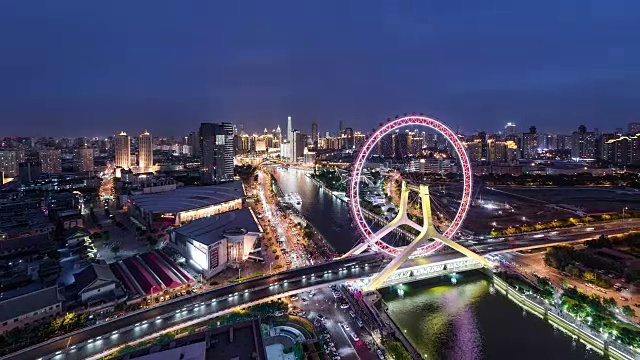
[115,131,131,169]
[138,130,153,172]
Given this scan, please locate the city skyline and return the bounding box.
[2,1,640,136]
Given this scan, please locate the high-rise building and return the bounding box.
[73,147,94,172]
[311,122,319,148]
[571,125,596,159]
[287,130,305,162]
[199,122,234,183]
[504,122,517,138]
[522,126,538,159]
[556,135,572,150]
[138,130,153,172]
[342,127,354,150]
[287,116,293,141]
[0,150,21,178]
[628,122,640,135]
[114,131,131,169]
[39,149,62,174]
[603,133,640,165]
[187,131,200,156]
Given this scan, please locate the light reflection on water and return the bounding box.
[381,276,605,360]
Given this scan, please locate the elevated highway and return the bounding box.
[6,219,640,360]
[3,254,384,360]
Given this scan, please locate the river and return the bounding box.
[274,168,605,360]
[380,274,604,360]
[273,168,359,253]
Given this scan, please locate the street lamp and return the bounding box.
[623,207,628,219]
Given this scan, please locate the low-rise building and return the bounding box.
[128,181,245,228]
[0,286,62,333]
[73,263,123,305]
[169,208,263,278]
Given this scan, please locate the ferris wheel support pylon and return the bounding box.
[363,181,491,291]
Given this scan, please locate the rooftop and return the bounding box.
[174,208,261,246]
[74,263,119,293]
[0,286,61,323]
[130,181,244,214]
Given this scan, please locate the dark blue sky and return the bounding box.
[1,0,639,137]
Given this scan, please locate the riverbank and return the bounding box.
[268,170,340,255]
[491,273,635,360]
[305,173,349,204]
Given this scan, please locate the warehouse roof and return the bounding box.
[174,208,262,246]
[130,181,244,213]
[0,286,61,323]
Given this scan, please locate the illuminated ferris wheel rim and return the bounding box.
[349,115,473,257]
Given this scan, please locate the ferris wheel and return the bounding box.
[348,115,473,258]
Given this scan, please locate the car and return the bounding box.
[290,295,299,300]
[316,313,326,321]
[340,302,350,309]
[159,296,165,302]
[349,311,356,318]
[355,317,364,328]
[274,311,284,317]
[341,322,350,331]
[377,349,385,359]
[349,332,360,342]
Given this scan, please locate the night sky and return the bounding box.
[1,1,639,137]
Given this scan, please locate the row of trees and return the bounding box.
[481,172,640,187]
[544,246,622,288]
[561,287,640,346]
[0,312,89,356]
[491,212,638,236]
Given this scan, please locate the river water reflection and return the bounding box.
[380,274,605,360]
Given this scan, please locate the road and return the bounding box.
[257,170,312,269]
[3,253,384,360]
[288,287,377,360]
[470,218,640,254]
[6,215,640,359]
[502,251,638,318]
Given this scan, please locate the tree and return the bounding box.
[110,244,121,257]
[566,264,581,277]
[603,297,617,310]
[623,305,636,317]
[582,271,597,283]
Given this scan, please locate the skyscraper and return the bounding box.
[628,122,640,135]
[504,122,517,138]
[0,150,21,178]
[199,122,234,183]
[138,130,153,172]
[311,122,319,148]
[287,116,293,141]
[39,149,62,174]
[73,147,94,172]
[522,126,538,159]
[114,131,131,169]
[571,125,596,159]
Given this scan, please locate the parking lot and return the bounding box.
[286,286,383,360]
